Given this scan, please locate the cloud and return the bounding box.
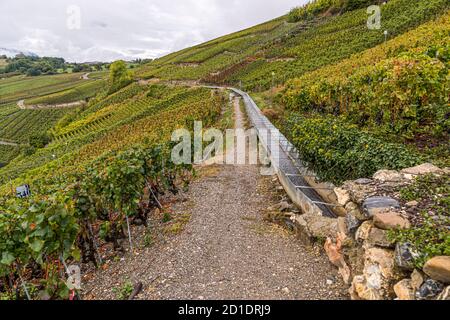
[0,0,307,62]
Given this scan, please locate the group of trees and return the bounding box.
[0,55,110,76]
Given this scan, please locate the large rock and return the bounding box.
[359,248,397,300]
[342,181,377,205]
[394,279,416,300]
[373,170,406,183]
[423,256,450,284]
[350,248,397,300]
[291,213,337,241]
[362,197,401,218]
[401,163,444,177]
[417,279,444,300]
[368,228,395,248]
[373,212,411,230]
[365,248,396,280]
[394,243,419,271]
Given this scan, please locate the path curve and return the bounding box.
[82,95,348,300]
[17,99,86,110]
[16,72,92,110]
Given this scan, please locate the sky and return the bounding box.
[0,0,307,62]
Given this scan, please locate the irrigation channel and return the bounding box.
[223,86,337,218]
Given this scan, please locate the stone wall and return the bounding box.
[286,163,449,300]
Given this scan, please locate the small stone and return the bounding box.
[394,279,416,300]
[394,243,419,271]
[373,212,411,230]
[368,228,394,248]
[411,269,425,291]
[324,237,344,268]
[363,197,400,218]
[417,279,444,300]
[282,287,290,294]
[423,256,450,284]
[334,187,351,206]
[356,221,373,242]
[346,213,362,235]
[405,201,419,208]
[37,290,51,300]
[326,279,334,286]
[437,286,450,300]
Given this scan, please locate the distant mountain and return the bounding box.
[0,47,38,58]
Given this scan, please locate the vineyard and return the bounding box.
[136,0,448,91]
[0,0,448,300]
[281,11,450,175]
[0,108,69,143]
[0,73,89,105]
[0,144,21,167]
[0,82,225,299]
[24,80,106,106]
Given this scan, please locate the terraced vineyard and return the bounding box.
[137,0,448,90]
[0,73,89,105]
[0,108,69,143]
[24,79,106,106]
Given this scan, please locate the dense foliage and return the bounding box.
[0,143,191,299]
[286,114,421,184]
[283,44,450,140]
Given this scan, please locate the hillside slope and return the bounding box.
[0,0,448,300]
[137,0,448,90]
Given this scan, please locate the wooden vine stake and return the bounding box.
[17,266,31,300]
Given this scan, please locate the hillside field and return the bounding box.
[0,0,448,300]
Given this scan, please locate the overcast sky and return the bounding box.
[0,0,308,62]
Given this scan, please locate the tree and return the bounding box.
[108,60,133,94]
[29,133,51,148]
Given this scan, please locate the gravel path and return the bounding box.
[82,96,348,300]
